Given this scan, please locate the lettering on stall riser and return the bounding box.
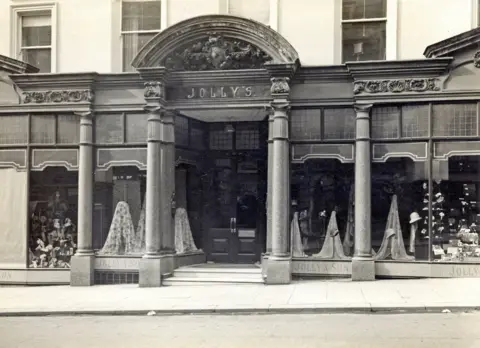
[0,271,12,280]
[293,261,350,275]
[95,258,139,270]
[449,266,480,277]
[187,86,254,99]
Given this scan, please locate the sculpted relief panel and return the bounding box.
[162,34,272,71]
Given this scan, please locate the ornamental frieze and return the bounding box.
[23,90,94,104]
[163,33,272,71]
[353,78,440,95]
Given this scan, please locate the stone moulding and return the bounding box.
[353,78,440,95]
[23,89,94,104]
[473,51,480,68]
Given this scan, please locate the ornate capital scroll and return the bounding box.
[23,89,94,104]
[353,78,440,95]
[270,77,290,95]
[144,81,163,99]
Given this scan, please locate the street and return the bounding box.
[1,313,479,348]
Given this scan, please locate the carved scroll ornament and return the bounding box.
[353,78,440,95]
[163,34,272,71]
[144,81,163,98]
[473,51,480,68]
[270,77,290,94]
[23,90,94,104]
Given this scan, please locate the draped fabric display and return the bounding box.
[374,195,414,261]
[174,208,198,254]
[342,185,354,256]
[291,212,306,257]
[100,201,136,255]
[112,180,141,229]
[133,194,146,254]
[313,211,350,259]
[0,168,27,267]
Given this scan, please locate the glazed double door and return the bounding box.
[207,152,264,264]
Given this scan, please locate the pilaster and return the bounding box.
[352,103,375,281]
[70,109,94,286]
[264,62,297,284]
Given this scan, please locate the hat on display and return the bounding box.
[409,212,422,224]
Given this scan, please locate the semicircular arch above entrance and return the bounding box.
[131,15,300,71]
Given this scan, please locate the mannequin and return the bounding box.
[409,212,422,254]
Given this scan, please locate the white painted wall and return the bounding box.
[397,0,474,59]
[0,0,478,73]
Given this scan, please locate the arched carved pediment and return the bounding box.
[163,34,272,71]
[131,15,299,70]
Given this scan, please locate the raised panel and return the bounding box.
[433,141,480,159]
[97,148,147,171]
[291,144,355,163]
[0,149,27,169]
[31,149,79,171]
[372,143,428,162]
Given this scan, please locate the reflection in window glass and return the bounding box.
[372,158,429,261]
[342,22,386,62]
[291,160,354,258]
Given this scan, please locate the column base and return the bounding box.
[261,253,269,280]
[139,254,175,287]
[265,255,292,285]
[70,255,95,286]
[351,257,375,281]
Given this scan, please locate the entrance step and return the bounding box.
[163,264,264,286]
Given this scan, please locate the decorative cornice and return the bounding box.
[23,89,94,104]
[0,54,38,74]
[353,78,440,95]
[10,72,99,91]
[424,27,480,58]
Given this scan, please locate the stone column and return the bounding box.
[265,77,292,285]
[352,103,375,281]
[139,81,173,287]
[266,111,274,254]
[71,110,95,286]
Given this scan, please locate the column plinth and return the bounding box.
[352,104,375,281]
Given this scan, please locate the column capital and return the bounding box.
[267,100,291,114]
[354,103,373,114]
[143,104,163,114]
[74,109,93,118]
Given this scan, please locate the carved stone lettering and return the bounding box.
[95,257,140,270]
[185,86,255,99]
[353,78,440,95]
[163,33,272,71]
[23,90,94,104]
[292,261,350,275]
[0,271,13,280]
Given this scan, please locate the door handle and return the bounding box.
[232,217,237,234]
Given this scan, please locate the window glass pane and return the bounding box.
[290,160,354,257]
[0,115,28,144]
[22,25,51,47]
[430,155,480,263]
[236,123,260,150]
[24,48,51,73]
[126,113,148,143]
[323,108,356,140]
[122,32,155,72]
[342,21,386,62]
[402,105,429,138]
[372,158,429,261]
[122,1,161,31]
[342,0,387,20]
[432,103,478,137]
[228,0,270,24]
[372,106,400,139]
[175,116,189,147]
[291,109,322,141]
[31,114,55,144]
[57,115,80,144]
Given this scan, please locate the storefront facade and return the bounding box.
[0,16,480,286]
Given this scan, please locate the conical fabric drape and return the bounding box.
[99,201,136,255]
[313,211,350,259]
[374,195,414,261]
[174,207,198,254]
[342,185,354,256]
[133,194,146,254]
[291,212,306,257]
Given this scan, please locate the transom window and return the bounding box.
[121,0,161,72]
[342,0,387,62]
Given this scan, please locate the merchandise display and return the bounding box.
[174,207,199,254]
[313,211,350,259]
[99,201,136,255]
[290,211,306,257]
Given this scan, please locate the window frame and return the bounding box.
[340,0,397,63]
[120,0,163,72]
[10,2,57,73]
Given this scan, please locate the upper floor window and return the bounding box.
[21,14,52,73]
[121,0,161,72]
[228,0,270,25]
[342,0,387,62]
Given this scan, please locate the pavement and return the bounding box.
[1,278,480,316]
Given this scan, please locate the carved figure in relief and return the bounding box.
[163,34,272,71]
[270,77,290,94]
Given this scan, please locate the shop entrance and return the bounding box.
[205,121,267,264]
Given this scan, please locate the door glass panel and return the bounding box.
[211,158,235,228]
